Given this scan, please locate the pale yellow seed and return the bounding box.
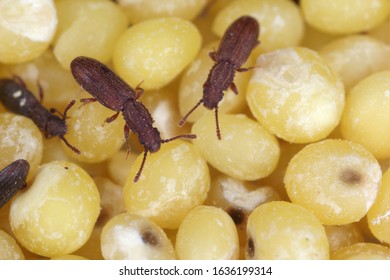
[340,71,390,159]
[117,0,208,24]
[192,113,280,181]
[0,229,25,260]
[9,160,100,257]
[0,113,43,180]
[0,0,57,63]
[246,201,329,260]
[301,0,390,34]
[175,205,239,260]
[63,98,126,163]
[247,47,345,143]
[367,168,390,244]
[284,139,382,225]
[101,213,175,260]
[319,35,390,90]
[123,140,210,229]
[113,17,202,90]
[54,0,127,69]
[331,243,390,260]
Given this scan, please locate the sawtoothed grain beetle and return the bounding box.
[70,56,196,182]
[179,16,260,139]
[0,78,80,154]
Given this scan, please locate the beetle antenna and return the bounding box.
[62,100,76,120]
[60,136,81,155]
[179,99,203,126]
[134,150,148,182]
[161,133,197,144]
[215,106,221,140]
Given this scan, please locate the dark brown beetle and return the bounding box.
[0,78,80,154]
[0,159,29,208]
[70,56,196,182]
[179,16,260,139]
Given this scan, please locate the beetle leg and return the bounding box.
[60,100,76,120]
[215,106,221,140]
[230,82,239,95]
[134,150,148,182]
[36,80,44,102]
[209,51,218,62]
[236,65,257,72]
[104,111,120,125]
[80,97,97,105]
[134,81,145,100]
[124,124,132,157]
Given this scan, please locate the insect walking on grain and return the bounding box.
[70,56,197,182]
[179,16,260,139]
[0,77,80,154]
[0,159,30,208]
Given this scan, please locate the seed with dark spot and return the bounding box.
[64,166,69,170]
[340,169,362,185]
[141,229,159,246]
[246,236,255,258]
[227,207,245,225]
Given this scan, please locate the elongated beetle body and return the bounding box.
[179,16,260,139]
[70,56,196,182]
[0,159,29,208]
[0,78,80,154]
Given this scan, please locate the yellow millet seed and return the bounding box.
[284,139,382,225]
[9,161,100,258]
[63,98,126,163]
[192,113,280,181]
[0,229,25,260]
[117,0,208,24]
[246,201,329,260]
[101,213,175,260]
[247,47,345,143]
[0,113,43,180]
[367,168,390,244]
[340,71,390,160]
[113,17,201,90]
[175,205,239,260]
[53,0,127,69]
[0,0,57,63]
[319,35,390,91]
[331,243,390,260]
[123,140,210,229]
[301,0,390,34]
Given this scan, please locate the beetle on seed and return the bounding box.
[0,78,80,154]
[70,56,196,182]
[0,159,29,208]
[179,16,260,140]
